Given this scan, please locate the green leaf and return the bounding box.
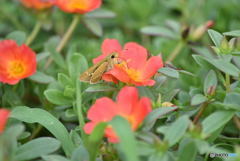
[37,52,50,62]
[193,55,240,77]
[42,155,70,161]
[85,9,116,19]
[18,132,31,140]
[14,137,60,161]
[69,130,83,147]
[10,106,75,156]
[213,102,239,111]
[84,18,103,37]
[71,146,89,161]
[224,92,240,106]
[44,89,73,105]
[1,124,25,150]
[29,71,55,84]
[191,94,207,106]
[45,37,66,68]
[206,126,225,143]
[223,30,240,37]
[164,115,190,147]
[85,84,116,92]
[177,140,197,161]
[204,70,217,95]
[208,29,223,47]
[191,46,214,59]
[69,54,88,79]
[110,116,139,161]
[143,107,178,131]
[163,89,180,102]
[166,20,181,33]
[6,31,26,45]
[138,86,155,101]
[58,73,73,87]
[192,55,213,68]
[202,110,235,136]
[217,92,240,111]
[87,123,107,161]
[2,88,22,106]
[209,59,240,77]
[63,86,75,98]
[233,56,240,69]
[140,26,176,39]
[159,67,179,79]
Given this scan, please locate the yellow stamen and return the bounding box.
[9,61,25,77]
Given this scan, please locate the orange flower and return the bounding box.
[84,86,152,143]
[0,109,10,133]
[55,0,102,14]
[0,40,37,85]
[20,0,54,10]
[94,39,163,86]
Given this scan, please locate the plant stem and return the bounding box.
[225,73,240,131]
[76,79,85,134]
[44,14,80,69]
[225,73,231,93]
[193,102,209,124]
[233,116,240,130]
[25,20,42,46]
[29,124,43,140]
[56,15,80,52]
[166,41,184,62]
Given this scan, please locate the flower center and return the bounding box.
[71,0,88,9]
[9,61,25,77]
[126,68,141,81]
[116,62,142,82]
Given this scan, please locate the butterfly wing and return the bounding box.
[90,62,109,84]
[80,63,101,82]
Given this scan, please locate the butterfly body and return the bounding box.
[80,53,119,84]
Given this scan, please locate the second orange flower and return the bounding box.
[0,40,37,85]
[84,86,152,143]
[20,0,54,10]
[55,0,102,14]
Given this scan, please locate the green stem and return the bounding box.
[56,14,80,52]
[29,125,43,140]
[76,79,85,134]
[193,102,209,124]
[166,41,184,62]
[44,14,80,69]
[225,73,231,93]
[25,20,42,46]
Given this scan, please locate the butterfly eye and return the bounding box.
[111,55,115,59]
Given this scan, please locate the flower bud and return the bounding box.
[190,20,214,41]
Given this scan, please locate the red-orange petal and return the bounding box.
[101,73,119,84]
[141,56,163,79]
[130,97,152,130]
[121,42,148,70]
[0,40,37,85]
[105,127,119,143]
[0,109,10,133]
[87,97,118,122]
[116,86,139,115]
[20,0,53,10]
[132,79,156,86]
[93,39,122,64]
[104,65,131,84]
[55,0,102,14]
[84,122,97,134]
[84,87,152,143]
